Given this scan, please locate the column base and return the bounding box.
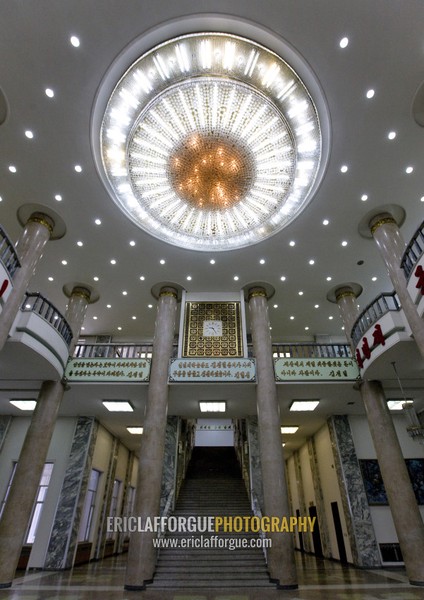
[269,576,298,590]
[410,580,424,587]
[0,583,12,589]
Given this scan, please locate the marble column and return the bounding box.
[0,380,65,588]
[125,286,178,590]
[0,286,93,587]
[44,417,98,569]
[95,437,119,559]
[327,415,380,566]
[246,416,264,511]
[333,283,424,584]
[361,380,424,584]
[160,416,179,514]
[0,213,54,351]
[369,212,424,360]
[292,450,312,553]
[248,286,297,589]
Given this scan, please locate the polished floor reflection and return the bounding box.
[1,553,424,600]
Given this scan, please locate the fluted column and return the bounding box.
[0,213,54,350]
[0,286,92,588]
[125,286,178,590]
[248,286,297,589]
[370,212,424,359]
[333,284,424,585]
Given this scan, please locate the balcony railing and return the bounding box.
[0,225,20,278]
[73,341,351,360]
[270,342,351,359]
[401,220,424,279]
[351,292,401,347]
[21,293,73,347]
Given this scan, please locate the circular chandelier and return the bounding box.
[101,33,322,251]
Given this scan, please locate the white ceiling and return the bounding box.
[0,1,423,452]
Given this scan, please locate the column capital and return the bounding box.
[327,282,362,304]
[358,204,405,239]
[63,282,99,304]
[159,287,178,300]
[17,203,66,240]
[248,286,267,301]
[70,286,92,303]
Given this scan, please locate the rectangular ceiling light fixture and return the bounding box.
[10,400,37,411]
[290,400,320,411]
[127,427,144,434]
[199,401,226,413]
[387,399,413,411]
[281,426,299,434]
[102,401,134,412]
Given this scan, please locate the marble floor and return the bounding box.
[1,553,424,600]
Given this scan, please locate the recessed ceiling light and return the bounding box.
[290,316,295,320]
[366,89,375,99]
[341,240,348,246]
[93,316,98,320]
[122,290,128,295]
[94,218,102,225]
[117,326,122,330]
[139,275,145,281]
[54,194,62,201]
[45,88,55,98]
[322,219,329,225]
[25,130,34,139]
[234,275,239,281]
[110,259,117,265]
[298,291,304,295]
[387,399,412,410]
[8,165,17,173]
[127,427,144,434]
[259,258,266,264]
[421,197,424,203]
[372,276,377,281]
[269,326,272,330]
[10,400,37,411]
[361,194,368,201]
[61,259,67,265]
[406,166,414,174]
[70,35,80,47]
[129,240,136,246]
[289,240,296,246]
[305,326,309,331]
[199,401,226,413]
[341,326,345,331]
[93,276,99,281]
[388,131,397,140]
[102,401,133,412]
[210,259,216,264]
[0,196,2,202]
[309,259,315,265]
[290,400,319,412]
[339,37,349,48]
[81,327,85,331]
[148,304,153,308]
[77,241,83,247]
[74,164,82,173]
[48,276,54,282]
[280,276,286,281]
[340,164,348,173]
[273,304,278,308]
[314,304,319,308]
[281,426,299,434]
[329,316,334,320]
[326,276,332,281]
[159,259,166,265]
[132,316,137,320]
[25,303,31,309]
[106,304,111,308]
[187,275,192,281]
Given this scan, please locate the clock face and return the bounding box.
[182,301,243,357]
[203,320,223,337]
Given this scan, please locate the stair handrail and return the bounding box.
[157,489,175,544]
[251,490,268,564]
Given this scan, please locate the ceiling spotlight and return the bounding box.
[45,88,55,98]
[55,194,62,201]
[70,35,80,47]
[361,194,368,201]
[388,131,397,140]
[289,240,296,247]
[74,164,82,173]
[280,276,286,281]
[322,219,329,225]
[340,164,348,173]
[366,89,375,99]
[94,218,102,225]
[339,37,349,48]
[25,130,34,139]
[210,259,216,264]
[8,165,17,173]
[405,166,414,174]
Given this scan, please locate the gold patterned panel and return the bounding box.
[182,301,243,357]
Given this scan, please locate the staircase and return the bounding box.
[151,446,274,589]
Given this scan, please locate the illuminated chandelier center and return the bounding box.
[169,134,253,210]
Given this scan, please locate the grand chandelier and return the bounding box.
[101,33,322,251]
